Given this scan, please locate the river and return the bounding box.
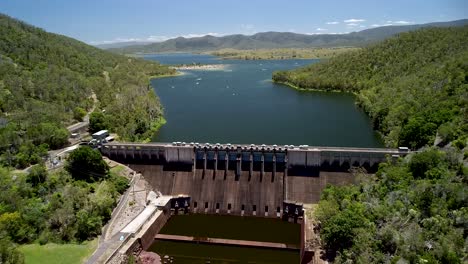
[147,53,382,147]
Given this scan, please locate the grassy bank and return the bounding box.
[19,239,97,264]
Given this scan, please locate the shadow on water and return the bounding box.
[147,214,301,263]
[148,241,300,264]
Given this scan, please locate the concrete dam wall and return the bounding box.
[101,143,408,218]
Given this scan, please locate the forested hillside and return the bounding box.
[273,26,468,263]
[316,148,467,262]
[0,15,174,262]
[273,26,468,150]
[0,14,175,168]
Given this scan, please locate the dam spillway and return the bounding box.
[100,142,408,219]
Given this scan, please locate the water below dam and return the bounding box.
[156,214,300,245]
[147,53,383,147]
[148,241,300,264]
[148,214,300,263]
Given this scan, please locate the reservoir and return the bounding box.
[147,53,382,147]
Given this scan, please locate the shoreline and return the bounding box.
[169,64,227,71]
[149,72,183,79]
[170,64,228,71]
[273,80,356,95]
[217,56,319,60]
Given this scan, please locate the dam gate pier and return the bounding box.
[100,142,409,220]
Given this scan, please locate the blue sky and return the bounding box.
[0,0,466,44]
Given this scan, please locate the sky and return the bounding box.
[0,0,466,44]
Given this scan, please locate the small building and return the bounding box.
[92,130,109,141]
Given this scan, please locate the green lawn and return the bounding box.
[19,239,97,264]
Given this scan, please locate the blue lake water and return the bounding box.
[146,53,382,147]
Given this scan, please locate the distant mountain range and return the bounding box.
[103,19,468,53]
[96,41,154,49]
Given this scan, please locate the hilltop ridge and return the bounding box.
[104,19,468,53]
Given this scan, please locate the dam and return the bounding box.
[100,142,409,220]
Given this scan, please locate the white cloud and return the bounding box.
[344,18,366,23]
[369,20,414,29]
[370,23,394,28]
[181,33,222,38]
[305,32,348,35]
[346,23,359,27]
[386,20,413,24]
[147,35,170,42]
[326,21,339,25]
[316,28,328,31]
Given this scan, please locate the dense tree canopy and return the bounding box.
[0,14,175,168]
[273,26,468,149]
[0,14,163,260]
[0,150,128,260]
[272,25,468,263]
[316,148,467,263]
[66,147,109,182]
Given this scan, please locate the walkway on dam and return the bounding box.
[155,234,300,250]
[103,142,404,154]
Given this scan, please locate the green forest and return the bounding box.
[0,14,175,169]
[273,26,468,150]
[273,27,468,262]
[316,148,467,262]
[0,147,129,263]
[0,14,175,263]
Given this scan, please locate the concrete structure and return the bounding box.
[100,142,409,220]
[93,130,110,141]
[155,234,300,250]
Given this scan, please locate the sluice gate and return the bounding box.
[100,142,409,219]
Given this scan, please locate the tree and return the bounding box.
[66,146,109,182]
[321,203,368,252]
[0,234,24,264]
[27,164,47,187]
[399,117,437,150]
[75,209,102,242]
[408,148,443,179]
[27,123,69,149]
[73,107,87,122]
[89,112,108,133]
[0,212,28,243]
